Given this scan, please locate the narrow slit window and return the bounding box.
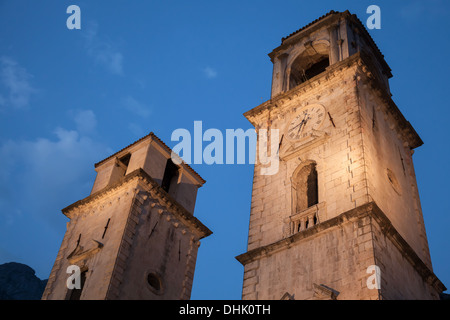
[398,147,406,175]
[102,218,110,239]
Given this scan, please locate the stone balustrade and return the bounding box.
[288,204,321,236]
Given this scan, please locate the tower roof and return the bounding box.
[94,132,205,185]
[280,10,339,43]
[271,10,391,78]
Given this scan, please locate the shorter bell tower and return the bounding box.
[42,132,211,300]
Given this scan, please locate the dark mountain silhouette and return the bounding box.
[0,262,47,300]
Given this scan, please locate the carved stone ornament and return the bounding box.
[67,240,104,265]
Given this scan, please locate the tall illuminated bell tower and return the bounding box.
[236,10,445,300]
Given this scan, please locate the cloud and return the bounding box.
[128,122,146,138]
[0,109,113,277]
[0,110,111,228]
[203,66,218,79]
[83,22,124,75]
[0,56,37,109]
[400,0,449,21]
[121,95,151,117]
[73,109,97,134]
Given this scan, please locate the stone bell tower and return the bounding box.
[236,10,445,300]
[42,132,211,300]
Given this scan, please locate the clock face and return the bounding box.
[286,104,326,141]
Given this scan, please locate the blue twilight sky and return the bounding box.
[0,0,449,299]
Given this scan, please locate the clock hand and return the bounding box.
[297,112,310,133]
[297,119,306,134]
[298,113,311,133]
[299,116,312,134]
[290,122,302,131]
[289,119,304,133]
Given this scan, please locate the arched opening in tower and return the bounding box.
[288,43,330,90]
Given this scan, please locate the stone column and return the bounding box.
[328,24,340,65]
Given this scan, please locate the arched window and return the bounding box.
[293,163,318,213]
[288,41,330,90]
